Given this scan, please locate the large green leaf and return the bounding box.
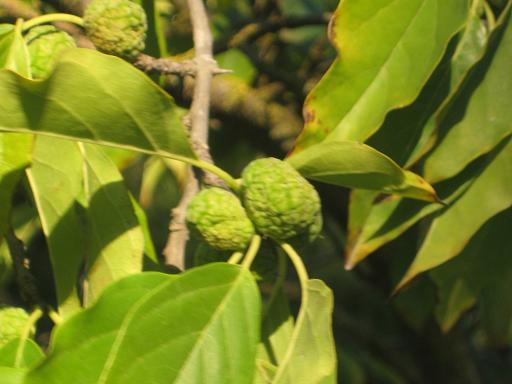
[367,1,491,167]
[27,138,145,315]
[26,136,85,317]
[258,286,294,366]
[25,264,261,384]
[424,9,512,182]
[0,338,44,369]
[0,367,26,384]
[396,136,512,290]
[344,170,474,269]
[287,140,438,202]
[0,49,195,161]
[272,280,336,384]
[80,144,144,305]
[431,209,512,335]
[293,0,469,151]
[0,21,32,240]
[0,134,32,237]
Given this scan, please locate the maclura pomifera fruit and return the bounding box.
[83,0,147,61]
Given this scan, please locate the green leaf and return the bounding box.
[26,136,85,317]
[367,1,491,167]
[287,140,438,202]
[396,136,512,291]
[0,134,32,237]
[293,0,469,151]
[0,338,44,369]
[258,286,294,366]
[0,21,30,77]
[80,144,144,304]
[27,138,145,314]
[424,9,512,182]
[0,49,195,161]
[0,367,26,384]
[272,279,336,384]
[129,194,158,264]
[25,264,261,384]
[431,208,512,336]
[0,25,14,36]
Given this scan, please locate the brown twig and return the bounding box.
[162,0,221,269]
[134,54,231,77]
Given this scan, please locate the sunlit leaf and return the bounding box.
[424,9,512,182]
[0,134,32,238]
[396,136,512,291]
[0,49,195,161]
[293,0,469,151]
[0,21,30,77]
[272,280,336,384]
[25,265,261,384]
[287,140,438,202]
[80,143,144,304]
[0,338,44,369]
[26,136,85,316]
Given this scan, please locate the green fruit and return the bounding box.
[187,188,255,251]
[84,0,147,61]
[24,25,76,79]
[0,307,31,347]
[241,157,322,244]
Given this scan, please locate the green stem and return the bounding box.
[241,235,261,269]
[187,158,240,192]
[48,308,63,325]
[227,251,243,264]
[15,307,43,368]
[482,1,496,30]
[22,13,84,31]
[280,242,309,290]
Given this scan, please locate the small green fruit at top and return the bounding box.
[24,25,76,79]
[187,188,255,251]
[241,157,322,244]
[0,307,31,348]
[83,0,147,61]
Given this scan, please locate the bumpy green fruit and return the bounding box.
[241,157,322,244]
[0,307,31,347]
[187,188,255,251]
[24,25,76,79]
[84,0,147,61]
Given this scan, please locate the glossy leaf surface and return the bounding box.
[294,0,469,151]
[25,264,261,384]
[425,10,512,182]
[272,280,336,384]
[397,136,512,290]
[287,140,438,202]
[0,49,195,161]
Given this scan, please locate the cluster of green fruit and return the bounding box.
[24,0,147,79]
[187,158,322,275]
